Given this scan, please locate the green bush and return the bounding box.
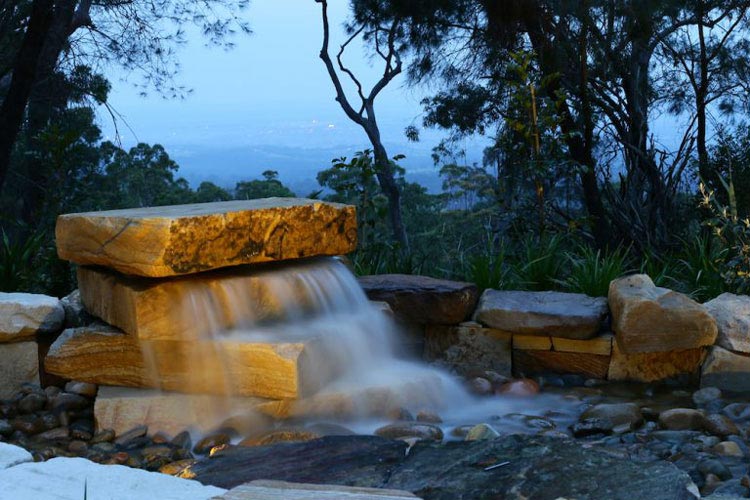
[559,245,631,297]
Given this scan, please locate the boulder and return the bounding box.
[608,341,705,382]
[0,341,39,399]
[580,403,643,428]
[701,346,750,393]
[0,293,64,342]
[0,456,225,499]
[704,293,750,354]
[94,386,272,438]
[44,325,325,399]
[609,274,717,353]
[423,324,511,376]
[473,290,608,339]
[55,198,356,277]
[659,409,708,431]
[358,275,478,325]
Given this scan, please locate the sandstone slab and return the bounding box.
[44,326,322,399]
[423,324,511,376]
[216,480,418,500]
[608,341,705,382]
[512,349,610,379]
[704,293,750,354]
[358,275,478,325]
[701,346,750,393]
[0,292,63,342]
[94,386,272,438]
[473,290,608,339]
[552,334,613,355]
[0,341,39,399]
[76,260,333,340]
[512,334,552,350]
[609,274,717,353]
[56,198,357,277]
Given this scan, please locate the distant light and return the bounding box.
[327,124,335,129]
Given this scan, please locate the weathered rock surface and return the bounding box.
[77,261,331,340]
[704,293,750,354]
[423,324,511,376]
[192,435,699,500]
[94,386,272,438]
[55,198,357,277]
[513,349,611,379]
[609,274,717,353]
[215,480,418,500]
[44,325,322,399]
[0,456,225,499]
[552,334,613,355]
[0,293,64,342]
[0,341,39,399]
[580,403,643,428]
[659,409,708,431]
[608,341,705,382]
[59,290,94,329]
[358,275,478,325]
[473,290,608,339]
[701,346,750,392]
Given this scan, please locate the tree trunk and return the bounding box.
[696,20,709,181]
[368,131,409,250]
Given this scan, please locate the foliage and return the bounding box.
[559,245,631,298]
[0,227,44,293]
[234,170,295,200]
[515,234,565,291]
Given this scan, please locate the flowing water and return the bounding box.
[138,256,578,438]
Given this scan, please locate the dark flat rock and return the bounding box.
[359,274,478,325]
[193,435,699,500]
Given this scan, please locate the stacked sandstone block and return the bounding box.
[45,198,357,428]
[702,293,750,391]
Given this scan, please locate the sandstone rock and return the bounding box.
[609,274,717,353]
[94,386,271,438]
[580,403,643,428]
[659,409,708,431]
[194,434,231,455]
[464,423,500,441]
[496,378,539,397]
[512,349,611,379]
[56,198,356,277]
[76,262,336,340]
[473,290,608,339]
[239,429,321,447]
[0,293,63,342]
[713,441,744,457]
[423,325,511,376]
[44,326,322,399]
[0,342,39,399]
[704,293,750,353]
[607,341,705,382]
[552,334,613,355]
[215,480,418,500]
[701,345,750,393]
[512,334,552,350]
[358,274,478,325]
[703,414,739,438]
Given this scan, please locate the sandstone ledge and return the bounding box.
[56,198,357,277]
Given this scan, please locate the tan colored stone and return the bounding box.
[94,386,272,438]
[56,198,357,277]
[77,263,317,340]
[0,341,39,398]
[424,325,512,376]
[700,345,750,392]
[512,349,610,379]
[44,326,322,399]
[609,274,717,353]
[0,293,64,342]
[215,480,418,500]
[607,341,706,382]
[704,293,750,354]
[552,334,613,355]
[513,335,552,350]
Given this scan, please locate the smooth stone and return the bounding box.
[693,387,722,406]
[374,423,444,442]
[701,346,750,392]
[0,443,33,469]
[34,427,70,441]
[415,411,442,424]
[722,403,750,421]
[159,459,198,477]
[467,377,493,395]
[50,393,90,412]
[90,429,115,444]
[699,459,733,481]
[659,409,708,431]
[704,414,739,438]
[0,293,64,342]
[472,290,608,339]
[0,419,12,436]
[496,378,539,397]
[67,440,88,454]
[18,393,46,413]
[464,423,500,441]
[609,274,717,353]
[580,403,643,429]
[358,274,478,325]
[712,441,744,457]
[704,293,750,353]
[0,342,39,399]
[114,425,148,446]
[64,381,97,398]
[171,431,192,450]
[56,199,356,277]
[570,418,614,437]
[194,434,231,455]
[239,430,320,447]
[12,415,44,435]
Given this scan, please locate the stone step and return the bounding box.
[214,480,419,499]
[44,325,325,400]
[76,262,324,340]
[56,198,356,277]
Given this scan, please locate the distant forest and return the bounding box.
[3,1,750,300]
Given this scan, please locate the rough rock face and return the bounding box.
[0,293,64,342]
[423,324,512,376]
[0,342,39,399]
[609,274,717,353]
[472,290,608,339]
[358,275,478,325]
[44,326,323,399]
[55,198,357,278]
[512,349,611,379]
[191,435,699,500]
[608,341,705,382]
[704,293,750,354]
[701,346,750,392]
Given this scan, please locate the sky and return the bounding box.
[97,1,488,193]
